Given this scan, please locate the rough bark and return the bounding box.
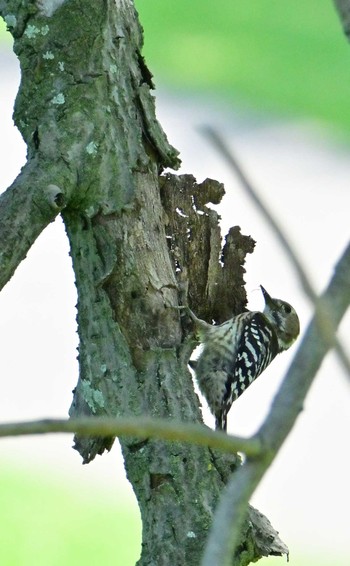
[0,1,288,563]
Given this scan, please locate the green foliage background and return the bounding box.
[1,2,349,564]
[136,0,350,135]
[0,466,141,565]
[1,1,350,132]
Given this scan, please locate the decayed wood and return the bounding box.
[0,0,288,563]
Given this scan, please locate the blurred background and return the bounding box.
[0,2,349,564]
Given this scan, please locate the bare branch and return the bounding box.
[202,241,350,565]
[0,158,72,291]
[333,0,350,40]
[203,127,350,378]
[258,242,350,449]
[203,127,313,295]
[0,416,261,456]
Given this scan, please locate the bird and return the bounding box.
[186,286,300,431]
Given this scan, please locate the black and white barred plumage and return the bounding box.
[188,286,300,431]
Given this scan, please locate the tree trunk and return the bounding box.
[0,1,288,563]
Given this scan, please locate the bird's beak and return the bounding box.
[260,285,273,306]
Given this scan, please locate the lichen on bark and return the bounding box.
[0,0,288,563]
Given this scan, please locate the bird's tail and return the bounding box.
[215,412,227,432]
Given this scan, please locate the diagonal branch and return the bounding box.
[333,0,350,40]
[202,241,350,566]
[0,157,73,291]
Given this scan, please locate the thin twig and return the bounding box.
[0,416,262,456]
[202,241,350,565]
[203,126,350,378]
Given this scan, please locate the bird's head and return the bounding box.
[260,285,300,351]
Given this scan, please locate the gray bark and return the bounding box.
[0,1,288,563]
[333,0,350,38]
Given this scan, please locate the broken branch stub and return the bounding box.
[159,173,255,324]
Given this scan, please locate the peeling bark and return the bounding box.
[0,1,288,563]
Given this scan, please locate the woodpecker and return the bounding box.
[187,286,300,431]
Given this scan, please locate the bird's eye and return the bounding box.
[284,304,292,314]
